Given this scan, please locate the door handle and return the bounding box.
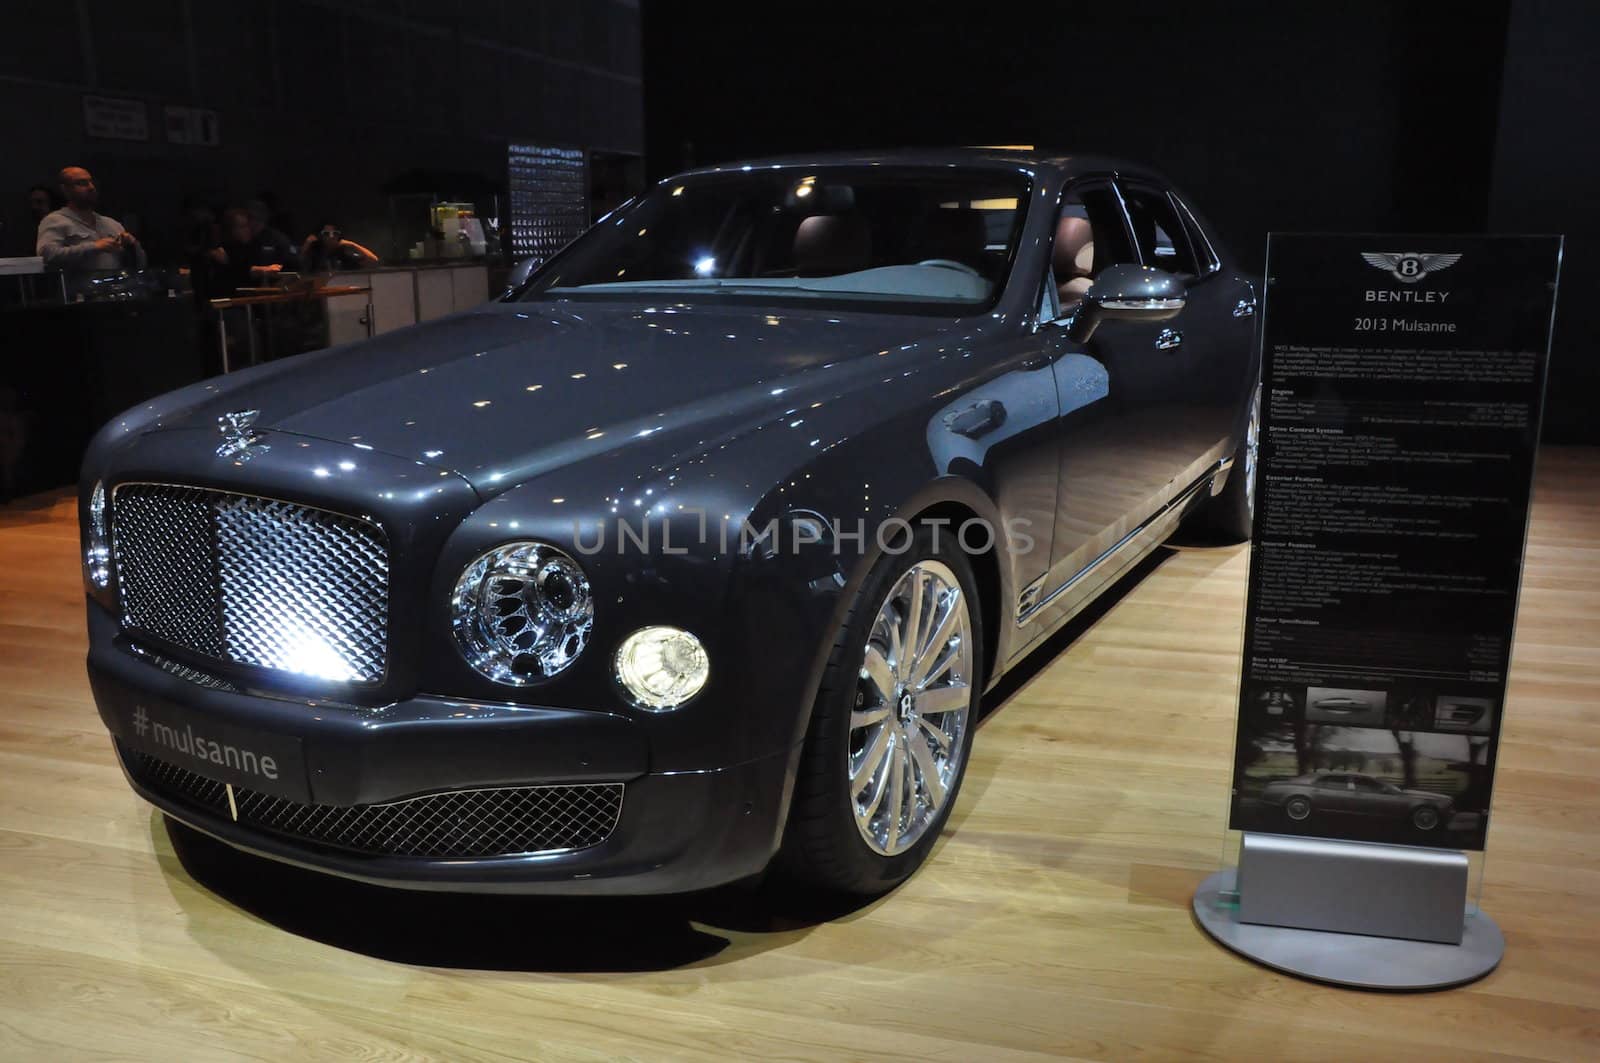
[1233,297,1256,318]
[1155,328,1183,351]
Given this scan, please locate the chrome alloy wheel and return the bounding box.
[1244,383,1261,518]
[849,559,973,856]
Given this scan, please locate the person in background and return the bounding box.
[300,221,380,273]
[244,199,298,272]
[255,189,295,243]
[35,166,145,274]
[206,207,287,295]
[181,199,222,304]
[26,184,55,228]
[1,184,56,257]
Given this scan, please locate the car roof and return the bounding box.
[669,147,1169,185]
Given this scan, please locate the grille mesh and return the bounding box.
[112,486,224,657]
[111,484,389,683]
[128,750,624,859]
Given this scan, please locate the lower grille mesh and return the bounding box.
[126,750,623,859]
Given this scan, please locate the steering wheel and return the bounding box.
[915,258,982,278]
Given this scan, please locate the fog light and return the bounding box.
[85,480,111,589]
[615,626,709,711]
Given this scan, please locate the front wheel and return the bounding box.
[1284,795,1312,822]
[775,529,983,894]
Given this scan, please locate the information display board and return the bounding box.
[1229,234,1561,850]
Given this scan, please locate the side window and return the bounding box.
[1045,182,1136,318]
[1119,183,1199,277]
[1170,193,1221,277]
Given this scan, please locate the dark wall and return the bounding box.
[1,0,642,263]
[1490,0,1599,443]
[643,0,1596,442]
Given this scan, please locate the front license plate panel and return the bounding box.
[92,672,311,802]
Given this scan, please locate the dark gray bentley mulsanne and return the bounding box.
[80,149,1260,895]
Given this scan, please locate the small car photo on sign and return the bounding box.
[1231,708,1491,848]
[1303,685,1387,727]
[1434,694,1496,733]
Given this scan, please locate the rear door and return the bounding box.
[1118,179,1256,472]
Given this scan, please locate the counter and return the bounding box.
[2,296,203,497]
[324,262,492,346]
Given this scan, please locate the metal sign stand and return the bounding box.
[1193,833,1504,989]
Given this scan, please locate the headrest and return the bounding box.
[1053,215,1095,279]
[793,214,871,276]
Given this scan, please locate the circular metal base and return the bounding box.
[1193,869,1504,990]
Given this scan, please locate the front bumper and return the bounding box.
[89,620,796,895]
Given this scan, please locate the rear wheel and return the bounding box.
[1201,382,1260,543]
[776,530,983,894]
[1412,805,1441,831]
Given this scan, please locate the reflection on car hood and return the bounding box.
[149,301,955,494]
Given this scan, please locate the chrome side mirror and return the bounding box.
[1068,264,1186,343]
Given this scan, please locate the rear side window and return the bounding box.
[1119,182,1199,277]
[1170,193,1221,277]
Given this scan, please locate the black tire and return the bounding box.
[774,527,984,895]
[1285,795,1312,822]
[1412,805,1441,831]
[1199,382,1260,544]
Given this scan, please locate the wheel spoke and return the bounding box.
[886,609,904,678]
[860,645,896,704]
[860,741,894,821]
[852,704,891,729]
[909,589,961,687]
[917,641,962,690]
[903,741,918,818]
[916,714,954,754]
[898,572,925,681]
[886,742,906,850]
[908,732,948,807]
[853,725,891,793]
[915,681,969,717]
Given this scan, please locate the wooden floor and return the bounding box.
[1,451,1597,1062]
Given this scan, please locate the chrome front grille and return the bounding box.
[111,484,389,683]
[126,750,624,858]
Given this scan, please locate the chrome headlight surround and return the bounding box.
[84,480,111,590]
[450,542,593,686]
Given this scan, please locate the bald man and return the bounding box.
[35,166,145,274]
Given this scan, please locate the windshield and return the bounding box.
[516,166,1032,313]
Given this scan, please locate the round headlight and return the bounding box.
[451,542,593,685]
[85,480,111,589]
[615,626,709,711]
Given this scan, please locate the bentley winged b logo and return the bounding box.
[215,409,269,461]
[1361,251,1463,284]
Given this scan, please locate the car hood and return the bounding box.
[154,300,958,494]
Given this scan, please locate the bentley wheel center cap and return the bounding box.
[898,690,915,722]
